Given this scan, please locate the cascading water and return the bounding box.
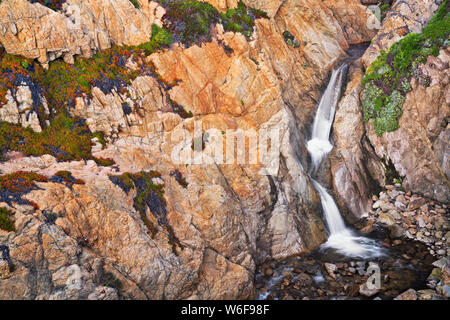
[307,64,347,171]
[307,64,384,259]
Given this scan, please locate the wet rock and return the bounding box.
[432,258,447,269]
[265,268,274,277]
[378,213,396,226]
[324,263,337,279]
[389,225,404,239]
[428,268,443,282]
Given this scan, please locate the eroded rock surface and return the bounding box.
[0,0,164,67]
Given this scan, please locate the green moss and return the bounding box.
[0,112,113,164]
[283,30,300,48]
[92,131,107,149]
[109,171,164,237]
[158,0,267,46]
[109,171,183,254]
[361,0,449,136]
[0,207,15,232]
[0,171,48,194]
[138,24,173,55]
[129,0,140,8]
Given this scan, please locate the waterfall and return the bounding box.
[307,64,384,258]
[307,64,348,171]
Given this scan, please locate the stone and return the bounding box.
[417,218,426,228]
[388,210,402,220]
[432,258,448,269]
[380,202,395,212]
[88,286,119,300]
[417,289,438,300]
[389,224,404,239]
[324,263,337,279]
[359,282,379,297]
[0,0,163,65]
[0,259,11,280]
[264,268,274,277]
[428,268,443,282]
[394,289,418,300]
[378,213,396,226]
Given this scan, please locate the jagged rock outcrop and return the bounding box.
[365,48,450,203]
[332,0,449,221]
[362,0,441,67]
[0,0,380,299]
[0,0,164,67]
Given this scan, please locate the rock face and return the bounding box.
[0,0,164,67]
[330,60,385,221]
[362,0,441,67]
[332,0,449,220]
[0,0,379,299]
[366,49,450,203]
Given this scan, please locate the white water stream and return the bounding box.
[307,64,384,259]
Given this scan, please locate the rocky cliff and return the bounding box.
[0,0,448,300]
[331,0,449,222]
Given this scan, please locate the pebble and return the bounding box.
[264,268,273,276]
[359,283,380,297]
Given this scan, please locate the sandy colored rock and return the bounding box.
[0,0,162,67]
[362,0,441,67]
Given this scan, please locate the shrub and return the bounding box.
[170,169,188,188]
[28,0,66,11]
[138,24,173,55]
[129,0,140,9]
[0,171,48,194]
[361,0,449,136]
[158,0,267,47]
[0,171,48,206]
[0,207,15,232]
[0,112,114,165]
[109,171,183,254]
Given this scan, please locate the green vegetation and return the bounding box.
[138,24,173,55]
[0,54,35,106]
[109,171,165,237]
[39,46,142,110]
[361,0,450,136]
[28,0,66,11]
[0,171,48,194]
[158,0,268,46]
[129,0,140,9]
[171,169,188,188]
[102,272,122,289]
[0,112,106,163]
[109,171,184,254]
[283,30,300,48]
[52,170,85,186]
[92,131,107,149]
[0,207,15,232]
[0,33,173,163]
[0,171,48,208]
